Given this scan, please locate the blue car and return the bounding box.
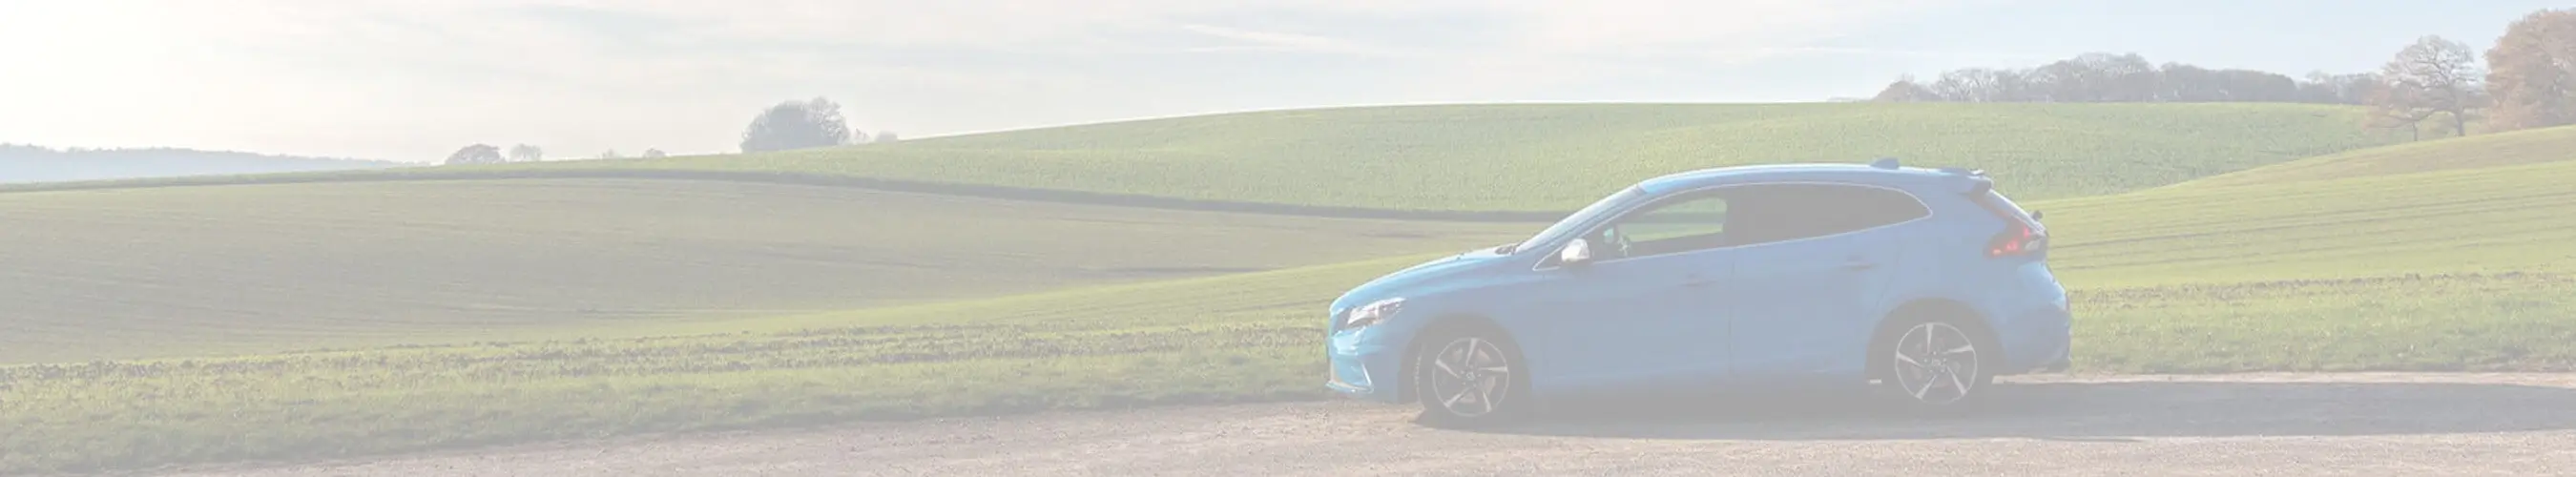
[1323,158,2070,426]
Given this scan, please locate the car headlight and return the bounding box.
[1342,297,1406,328]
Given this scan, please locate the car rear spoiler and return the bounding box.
[1869,157,1993,195]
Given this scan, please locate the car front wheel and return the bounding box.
[1411,327,1528,427]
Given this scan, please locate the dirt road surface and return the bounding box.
[145,373,2576,476]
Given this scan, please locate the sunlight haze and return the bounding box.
[0,0,2561,161]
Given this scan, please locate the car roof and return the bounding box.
[1632,162,1966,195]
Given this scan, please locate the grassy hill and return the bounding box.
[213,102,2394,214]
[0,144,405,184]
[0,178,1528,363]
[2175,124,2576,188]
[0,101,2544,474]
[6,123,2574,474]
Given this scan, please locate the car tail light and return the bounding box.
[1986,220,2044,257]
[1969,183,2046,258]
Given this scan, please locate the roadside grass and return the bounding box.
[0,178,1527,363]
[9,264,2575,474]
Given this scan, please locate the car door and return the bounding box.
[1719,183,1924,383]
[1519,190,1738,393]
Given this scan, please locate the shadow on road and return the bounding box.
[1469,379,2576,441]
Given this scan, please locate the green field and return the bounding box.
[4,104,2568,475]
[2177,124,2576,188]
[12,102,2396,213]
[550,102,2396,212]
[0,178,1527,363]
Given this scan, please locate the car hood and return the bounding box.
[1331,246,1512,312]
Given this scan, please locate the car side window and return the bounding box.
[1724,183,1929,246]
[1589,193,1730,259]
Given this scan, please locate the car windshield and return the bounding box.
[1513,186,1643,254]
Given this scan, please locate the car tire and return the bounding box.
[1873,316,1998,415]
[1410,324,1530,428]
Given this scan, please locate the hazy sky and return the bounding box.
[1,0,2564,162]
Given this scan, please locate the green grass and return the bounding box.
[541,102,2394,212]
[0,102,2545,474]
[0,178,1527,363]
[2176,124,2576,188]
[10,142,2576,474]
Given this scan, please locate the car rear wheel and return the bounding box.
[1877,318,1995,413]
[1411,327,1528,427]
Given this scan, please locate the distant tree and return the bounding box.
[2483,9,2576,132]
[739,96,855,153]
[1925,68,2037,102]
[1873,52,2389,106]
[2296,72,2381,105]
[2373,35,2486,139]
[641,148,668,158]
[445,144,505,165]
[2028,52,2158,102]
[600,149,622,159]
[508,143,543,162]
[1871,75,1942,102]
[872,131,900,143]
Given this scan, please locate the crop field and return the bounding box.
[2177,124,2576,188]
[8,130,2576,474]
[76,102,2391,214]
[0,178,1530,363]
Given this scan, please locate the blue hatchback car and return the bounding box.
[1323,158,2070,425]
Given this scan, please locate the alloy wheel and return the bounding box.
[1890,321,1982,405]
[1426,337,1512,418]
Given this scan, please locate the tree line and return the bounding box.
[444,96,897,165]
[1872,8,2576,139]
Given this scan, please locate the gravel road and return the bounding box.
[147,373,2576,476]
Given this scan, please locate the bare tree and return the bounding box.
[2483,9,2576,132]
[600,150,622,159]
[641,148,668,158]
[873,131,900,143]
[1926,68,2033,102]
[444,144,505,165]
[1871,76,1942,102]
[2374,35,2485,138]
[508,144,543,162]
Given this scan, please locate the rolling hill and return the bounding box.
[0,144,405,184]
[0,178,1528,363]
[0,101,2549,474]
[2172,124,2576,188]
[522,102,2401,212]
[14,103,2402,213]
[11,135,2576,474]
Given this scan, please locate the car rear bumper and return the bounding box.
[1997,299,2072,374]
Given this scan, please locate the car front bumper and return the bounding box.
[1324,327,1410,404]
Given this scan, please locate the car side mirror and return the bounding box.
[1559,238,1594,266]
